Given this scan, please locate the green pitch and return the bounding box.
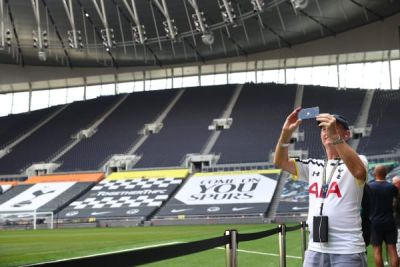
[0,224,377,267]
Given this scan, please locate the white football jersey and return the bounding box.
[293,155,368,254]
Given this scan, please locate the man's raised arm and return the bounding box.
[273,107,302,176]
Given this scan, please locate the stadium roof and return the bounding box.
[0,0,399,93]
[0,0,399,68]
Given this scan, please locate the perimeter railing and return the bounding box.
[25,222,307,267]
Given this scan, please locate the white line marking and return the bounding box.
[215,247,302,259]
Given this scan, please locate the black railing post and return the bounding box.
[301,221,307,262]
[225,229,238,267]
[278,224,286,267]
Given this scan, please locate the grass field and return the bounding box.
[0,224,378,267]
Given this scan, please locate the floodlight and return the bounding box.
[290,0,308,10]
[201,32,214,45]
[38,49,47,61]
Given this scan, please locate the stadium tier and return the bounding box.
[358,89,400,155]
[56,90,177,172]
[0,106,59,148]
[134,85,235,168]
[0,83,398,177]
[211,83,297,163]
[0,96,119,175]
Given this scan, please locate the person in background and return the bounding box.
[392,175,400,257]
[274,108,367,267]
[369,165,399,267]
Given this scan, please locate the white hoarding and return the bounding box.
[0,182,75,212]
[174,173,277,205]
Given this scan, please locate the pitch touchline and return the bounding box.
[215,247,302,259]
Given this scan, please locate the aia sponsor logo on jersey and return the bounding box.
[309,181,342,198]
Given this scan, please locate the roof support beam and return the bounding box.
[285,1,335,37]
[187,0,207,34]
[5,0,24,66]
[348,0,384,21]
[186,0,214,47]
[122,0,147,45]
[110,0,161,66]
[257,16,291,48]
[219,0,236,25]
[41,0,73,67]
[91,0,114,49]
[292,6,336,37]
[0,0,4,48]
[30,0,45,50]
[276,5,286,32]
[62,0,79,48]
[236,2,250,43]
[251,0,265,13]
[116,5,126,54]
[76,0,118,68]
[182,0,197,46]
[152,0,178,41]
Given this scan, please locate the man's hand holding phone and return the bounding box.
[298,106,320,120]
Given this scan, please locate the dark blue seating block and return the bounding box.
[58,90,176,172]
[358,90,400,155]
[0,106,58,148]
[135,85,235,168]
[0,96,118,175]
[212,83,297,164]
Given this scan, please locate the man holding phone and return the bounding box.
[274,107,368,267]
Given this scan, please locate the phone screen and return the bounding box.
[298,107,319,120]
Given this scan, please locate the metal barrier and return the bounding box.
[225,230,238,267]
[279,224,286,267]
[26,222,307,267]
[224,223,306,267]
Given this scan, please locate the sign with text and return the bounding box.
[156,171,279,217]
[175,173,277,205]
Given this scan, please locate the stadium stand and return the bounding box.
[56,90,176,172]
[0,96,119,175]
[0,84,399,226]
[0,106,59,148]
[211,83,297,164]
[134,85,235,168]
[358,89,400,155]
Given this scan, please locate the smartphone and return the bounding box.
[298,106,319,120]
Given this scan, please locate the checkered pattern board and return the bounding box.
[69,178,182,209]
[91,178,181,191]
